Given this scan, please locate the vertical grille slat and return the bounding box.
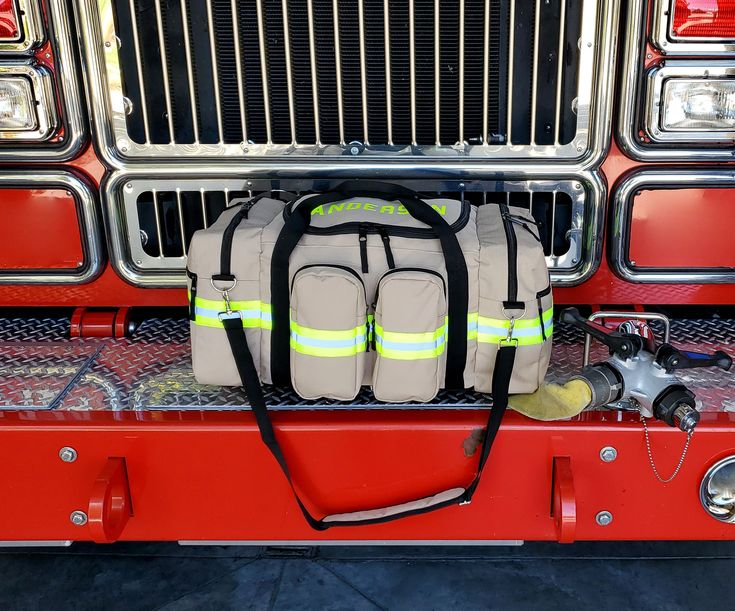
[439,1,459,145]
[130,181,581,272]
[337,0,365,143]
[534,0,562,146]
[110,0,589,153]
[560,0,583,145]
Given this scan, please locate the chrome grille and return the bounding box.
[87,0,602,159]
[109,177,593,285]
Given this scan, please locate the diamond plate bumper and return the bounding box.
[0,315,732,412]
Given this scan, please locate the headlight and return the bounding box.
[662,79,735,130]
[0,62,56,140]
[701,456,735,523]
[0,76,37,130]
[646,61,735,143]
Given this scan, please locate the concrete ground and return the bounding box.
[1,541,734,610]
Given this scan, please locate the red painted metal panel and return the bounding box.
[1,410,734,542]
[629,188,735,269]
[0,188,83,270]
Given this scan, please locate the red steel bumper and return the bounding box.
[2,409,734,543]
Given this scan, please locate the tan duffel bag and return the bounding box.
[187,181,552,529]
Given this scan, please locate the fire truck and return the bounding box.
[1,0,734,544]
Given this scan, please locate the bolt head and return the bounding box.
[70,511,88,526]
[59,447,78,463]
[349,146,360,156]
[595,510,613,526]
[600,446,617,463]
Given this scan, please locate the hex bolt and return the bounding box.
[70,511,88,526]
[595,511,613,526]
[59,447,78,463]
[600,446,617,463]
[349,146,360,156]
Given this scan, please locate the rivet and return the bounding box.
[596,511,613,526]
[600,446,617,463]
[70,511,88,526]
[59,447,77,463]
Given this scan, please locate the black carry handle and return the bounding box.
[270,181,469,389]
[223,316,515,530]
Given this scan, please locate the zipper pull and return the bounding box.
[358,224,369,274]
[378,227,396,269]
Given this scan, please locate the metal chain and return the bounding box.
[640,413,693,483]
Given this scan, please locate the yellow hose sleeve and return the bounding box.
[508,379,593,421]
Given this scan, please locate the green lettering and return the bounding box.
[311,205,324,216]
[364,203,376,212]
[328,203,344,214]
[431,204,447,216]
[380,205,395,215]
[347,202,361,210]
[397,205,408,215]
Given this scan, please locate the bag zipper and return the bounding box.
[499,202,518,303]
[377,226,396,269]
[291,264,371,351]
[502,212,542,244]
[358,224,369,273]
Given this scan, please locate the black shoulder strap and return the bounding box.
[223,316,515,529]
[270,182,468,389]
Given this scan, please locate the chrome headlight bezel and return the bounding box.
[0,61,57,141]
[645,61,735,144]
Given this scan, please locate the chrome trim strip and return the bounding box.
[506,0,515,145]
[0,0,44,54]
[433,0,440,145]
[332,0,345,145]
[104,172,604,288]
[530,0,540,146]
[618,0,735,161]
[254,0,271,144]
[206,0,224,143]
[0,62,57,140]
[482,0,490,145]
[281,0,297,145]
[652,0,735,55]
[2,0,85,161]
[229,0,245,144]
[644,62,735,144]
[307,0,321,144]
[554,0,567,145]
[76,0,618,170]
[153,0,174,143]
[610,169,735,284]
[0,171,104,285]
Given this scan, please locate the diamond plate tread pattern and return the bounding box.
[0,316,732,412]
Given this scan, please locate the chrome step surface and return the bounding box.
[0,315,732,412]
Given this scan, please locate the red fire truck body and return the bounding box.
[1,0,734,544]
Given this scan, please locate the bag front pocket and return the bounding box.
[372,269,447,402]
[290,265,368,400]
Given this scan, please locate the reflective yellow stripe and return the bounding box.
[290,338,367,358]
[374,318,447,360]
[290,312,368,357]
[475,306,553,345]
[190,295,272,330]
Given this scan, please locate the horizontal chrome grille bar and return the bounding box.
[108,175,600,287]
